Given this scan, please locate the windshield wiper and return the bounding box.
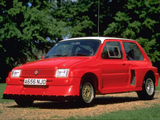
[54,54,68,57]
[72,53,88,56]
[45,55,68,59]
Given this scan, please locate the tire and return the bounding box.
[137,76,155,100]
[79,80,95,107]
[15,99,34,107]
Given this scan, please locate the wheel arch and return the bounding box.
[144,70,155,83]
[80,72,98,92]
[137,70,156,100]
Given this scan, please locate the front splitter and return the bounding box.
[3,94,78,101]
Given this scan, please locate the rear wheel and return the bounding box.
[79,80,95,106]
[15,99,34,107]
[137,76,155,100]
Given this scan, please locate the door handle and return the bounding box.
[122,64,130,66]
[122,64,126,66]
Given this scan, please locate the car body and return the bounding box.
[3,37,159,106]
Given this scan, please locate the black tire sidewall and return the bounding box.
[79,80,95,106]
[142,76,155,100]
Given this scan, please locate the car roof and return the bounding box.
[61,37,135,43]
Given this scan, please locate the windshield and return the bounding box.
[44,39,101,59]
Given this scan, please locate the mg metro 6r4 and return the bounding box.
[3,37,159,107]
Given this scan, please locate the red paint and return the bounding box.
[3,37,159,101]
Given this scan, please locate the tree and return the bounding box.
[0,0,66,82]
[52,0,124,37]
[51,0,94,38]
[1,0,160,82]
[73,0,125,36]
[104,0,160,63]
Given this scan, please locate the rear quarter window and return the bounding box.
[123,42,144,60]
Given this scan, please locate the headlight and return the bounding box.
[55,69,69,78]
[11,70,21,78]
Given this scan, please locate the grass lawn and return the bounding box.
[156,79,160,90]
[66,105,160,120]
[0,83,13,103]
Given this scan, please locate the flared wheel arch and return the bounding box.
[137,70,155,100]
[80,73,98,92]
[78,73,98,106]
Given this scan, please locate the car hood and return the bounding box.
[16,57,90,70]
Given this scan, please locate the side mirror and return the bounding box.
[42,56,45,59]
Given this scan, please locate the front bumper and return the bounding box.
[3,94,78,101]
[3,77,81,101]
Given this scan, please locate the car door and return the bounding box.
[100,40,130,89]
[122,41,145,86]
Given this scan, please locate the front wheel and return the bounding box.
[79,81,95,107]
[137,77,155,100]
[15,99,34,107]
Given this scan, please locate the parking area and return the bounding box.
[0,91,160,119]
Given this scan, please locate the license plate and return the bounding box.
[24,79,47,85]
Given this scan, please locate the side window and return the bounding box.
[123,42,144,60]
[102,41,123,59]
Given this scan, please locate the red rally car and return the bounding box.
[3,37,159,107]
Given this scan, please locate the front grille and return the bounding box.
[21,69,55,78]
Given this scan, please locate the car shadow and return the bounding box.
[7,96,146,109]
[95,96,139,105]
